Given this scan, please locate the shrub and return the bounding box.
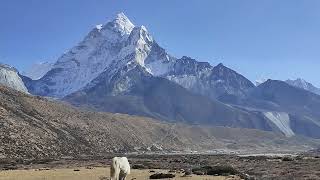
[193,170,205,175]
[207,165,239,176]
[183,169,192,176]
[192,165,239,176]
[282,156,294,161]
[2,165,18,170]
[131,164,146,169]
[150,173,175,179]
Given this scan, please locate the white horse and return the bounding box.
[110,157,130,180]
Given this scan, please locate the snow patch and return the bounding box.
[264,112,294,137]
[96,24,103,31]
[145,58,172,76]
[167,75,198,89]
[255,78,267,86]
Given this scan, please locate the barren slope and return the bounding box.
[0,86,318,159]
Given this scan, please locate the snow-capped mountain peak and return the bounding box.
[109,12,135,36]
[27,13,138,97]
[286,78,320,95]
[292,78,308,88]
[25,13,255,100]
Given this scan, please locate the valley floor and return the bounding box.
[0,167,234,180]
[1,154,320,179]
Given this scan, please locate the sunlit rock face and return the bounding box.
[0,64,28,93]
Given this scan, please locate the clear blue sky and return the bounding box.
[1,0,320,86]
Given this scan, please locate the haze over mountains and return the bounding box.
[22,62,54,80]
[1,13,320,156]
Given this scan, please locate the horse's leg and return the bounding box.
[111,167,119,180]
[120,173,126,180]
[119,171,125,180]
[110,166,115,180]
[116,167,121,180]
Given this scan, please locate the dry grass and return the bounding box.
[0,167,238,180]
